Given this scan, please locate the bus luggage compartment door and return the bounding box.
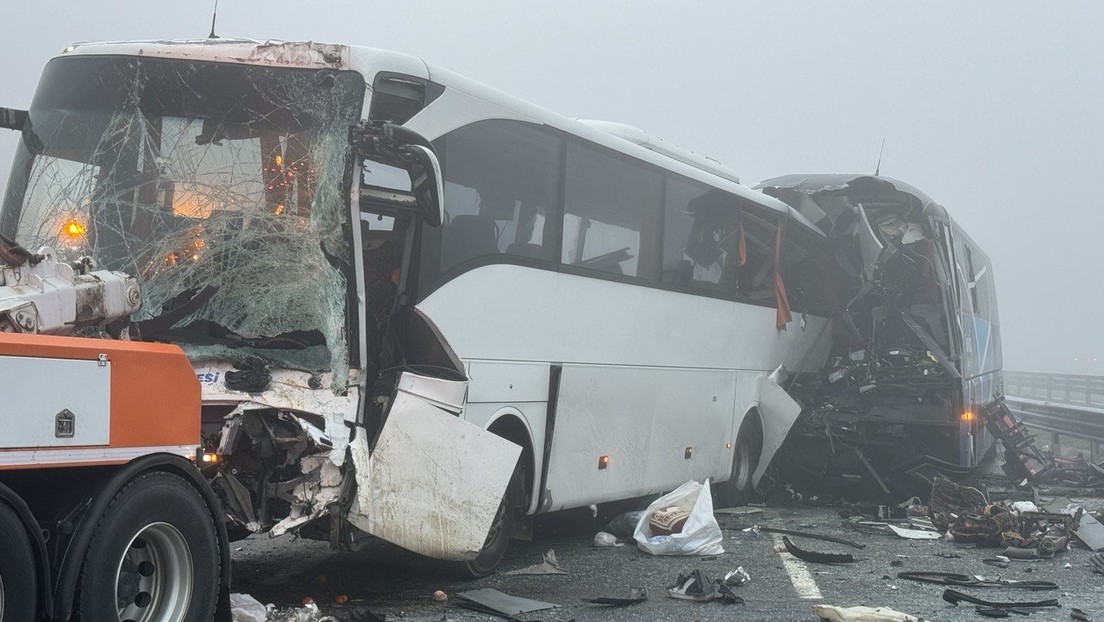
[348,371,522,560]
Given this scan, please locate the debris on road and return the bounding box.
[581,587,648,607]
[230,593,269,622]
[896,571,1057,590]
[633,480,724,556]
[941,588,1060,610]
[504,549,567,576]
[1071,607,1091,621]
[750,525,867,549]
[592,531,623,547]
[666,569,745,604]
[453,588,558,619]
[606,510,645,538]
[886,524,941,540]
[782,536,855,564]
[723,566,751,587]
[812,604,924,621]
[432,590,448,602]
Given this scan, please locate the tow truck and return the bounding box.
[0,39,520,621]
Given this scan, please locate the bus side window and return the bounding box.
[662,176,739,294]
[562,142,662,279]
[434,120,563,272]
[736,212,778,302]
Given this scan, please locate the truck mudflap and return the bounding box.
[347,371,522,561]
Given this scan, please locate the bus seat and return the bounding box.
[505,242,543,258]
[443,215,499,267]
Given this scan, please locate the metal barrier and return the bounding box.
[1004,371,1104,408]
[1004,371,1104,461]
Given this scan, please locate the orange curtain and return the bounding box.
[774,221,792,331]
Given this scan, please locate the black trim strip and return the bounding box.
[537,364,563,513]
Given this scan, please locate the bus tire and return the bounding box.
[715,414,762,507]
[76,471,219,622]
[0,502,37,622]
[453,464,522,579]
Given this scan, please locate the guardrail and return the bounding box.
[1003,371,1104,461]
[1004,371,1104,408]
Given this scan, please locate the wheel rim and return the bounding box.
[114,522,193,622]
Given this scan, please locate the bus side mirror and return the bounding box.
[351,120,445,227]
[399,145,445,227]
[0,107,27,131]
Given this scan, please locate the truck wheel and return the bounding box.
[76,471,219,622]
[0,502,36,622]
[715,415,762,508]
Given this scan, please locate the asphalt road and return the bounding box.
[231,501,1104,622]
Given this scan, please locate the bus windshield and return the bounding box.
[0,56,364,385]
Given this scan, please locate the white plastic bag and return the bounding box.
[633,479,724,555]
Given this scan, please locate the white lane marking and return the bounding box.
[772,533,824,600]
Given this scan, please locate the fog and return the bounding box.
[1,1,1101,374]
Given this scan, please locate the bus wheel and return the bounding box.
[454,466,522,579]
[0,502,36,622]
[76,471,219,622]
[715,415,762,507]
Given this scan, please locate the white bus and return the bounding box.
[1,39,834,590]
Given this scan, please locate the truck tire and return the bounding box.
[76,471,219,622]
[0,502,36,622]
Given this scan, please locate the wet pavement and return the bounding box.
[231,501,1104,622]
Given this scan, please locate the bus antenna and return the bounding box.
[874,137,886,176]
[208,0,220,39]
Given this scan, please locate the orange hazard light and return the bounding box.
[62,219,87,239]
[961,411,976,423]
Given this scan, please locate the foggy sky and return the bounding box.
[1,1,1101,374]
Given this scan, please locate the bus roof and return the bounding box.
[58,38,819,232]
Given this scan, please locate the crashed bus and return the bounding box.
[0,36,837,611]
[758,175,1003,493]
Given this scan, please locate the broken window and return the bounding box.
[662,176,739,293]
[0,56,365,388]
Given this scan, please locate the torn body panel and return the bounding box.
[347,371,522,560]
[757,174,1002,493]
[752,370,803,488]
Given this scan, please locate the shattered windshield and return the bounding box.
[0,56,364,388]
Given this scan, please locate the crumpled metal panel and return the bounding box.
[347,385,521,561]
[751,369,803,488]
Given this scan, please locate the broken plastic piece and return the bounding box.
[592,531,622,547]
[581,587,647,607]
[229,593,268,622]
[504,550,567,576]
[782,536,855,564]
[942,588,1059,609]
[886,524,942,540]
[812,604,924,622]
[453,589,558,618]
[666,569,744,604]
[723,567,751,587]
[754,526,866,549]
[896,571,1057,590]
